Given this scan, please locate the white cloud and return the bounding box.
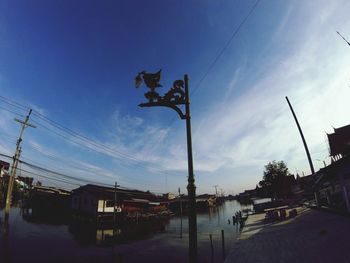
[2,1,350,195]
[183,1,350,193]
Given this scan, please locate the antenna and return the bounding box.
[336,31,350,46]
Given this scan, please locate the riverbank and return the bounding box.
[225,207,350,263]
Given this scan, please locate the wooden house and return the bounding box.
[71,184,159,218]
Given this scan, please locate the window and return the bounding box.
[106,200,114,207]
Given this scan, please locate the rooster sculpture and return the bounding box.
[134,70,162,92]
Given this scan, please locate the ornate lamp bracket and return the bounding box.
[135,70,197,262]
[139,102,187,120]
[136,71,188,119]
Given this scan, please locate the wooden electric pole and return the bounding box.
[285,97,315,174]
[4,109,36,220]
[214,185,218,196]
[113,181,120,233]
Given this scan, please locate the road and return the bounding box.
[225,207,350,263]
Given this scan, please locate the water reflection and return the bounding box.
[1,216,10,263]
[20,206,170,246]
[68,219,168,246]
[22,207,70,225]
[1,200,247,263]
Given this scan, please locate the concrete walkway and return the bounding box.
[225,207,350,263]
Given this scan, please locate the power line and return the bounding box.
[142,0,261,157]
[0,105,26,118]
[0,0,262,161]
[191,0,261,96]
[20,145,148,187]
[32,111,149,161]
[28,140,181,192]
[337,31,350,46]
[23,160,114,187]
[0,152,168,195]
[0,152,13,160]
[21,140,175,191]
[21,142,109,177]
[29,117,182,178]
[0,152,108,186]
[0,131,18,141]
[0,95,29,112]
[0,95,182,177]
[0,95,173,175]
[17,167,83,187]
[18,166,167,196]
[0,2,262,176]
[0,0,261,186]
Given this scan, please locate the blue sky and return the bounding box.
[1,0,350,195]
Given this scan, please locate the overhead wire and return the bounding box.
[23,160,113,187]
[0,152,109,186]
[19,136,174,192]
[0,95,30,111]
[20,142,153,187]
[19,165,167,195]
[0,131,18,141]
[21,142,106,176]
[0,105,26,118]
[0,152,167,195]
[0,94,183,178]
[0,1,262,191]
[0,99,183,177]
[16,167,82,187]
[31,117,183,177]
[0,95,139,159]
[0,86,163,189]
[191,0,261,96]
[32,110,151,161]
[142,0,262,155]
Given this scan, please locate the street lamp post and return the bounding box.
[135,70,197,262]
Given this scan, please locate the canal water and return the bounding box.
[0,200,249,263]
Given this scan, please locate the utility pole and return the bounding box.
[214,185,218,196]
[178,187,183,217]
[5,109,36,220]
[285,97,319,205]
[113,181,120,233]
[285,97,315,174]
[178,187,183,238]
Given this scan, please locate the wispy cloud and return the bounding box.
[1,1,350,195]
[179,1,350,193]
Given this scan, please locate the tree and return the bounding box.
[259,160,295,199]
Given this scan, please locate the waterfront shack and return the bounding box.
[315,156,350,211]
[196,194,217,210]
[0,160,9,176]
[314,124,350,212]
[0,160,10,202]
[71,184,163,220]
[29,185,72,214]
[290,174,314,201]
